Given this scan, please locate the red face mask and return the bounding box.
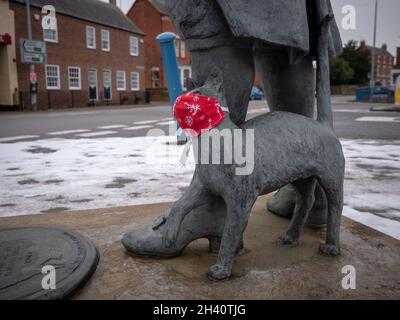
[173,93,225,137]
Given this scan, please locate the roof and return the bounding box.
[129,0,167,15]
[361,45,394,57]
[148,0,168,15]
[12,0,144,35]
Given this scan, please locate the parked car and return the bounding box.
[356,86,395,103]
[250,86,264,100]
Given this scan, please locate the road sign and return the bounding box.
[21,38,46,53]
[20,38,47,64]
[21,51,47,64]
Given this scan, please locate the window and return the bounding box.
[131,72,140,91]
[179,66,192,91]
[86,26,96,49]
[88,68,98,100]
[130,36,139,56]
[101,30,110,51]
[175,39,179,57]
[116,71,126,91]
[43,25,58,43]
[180,41,186,58]
[151,67,160,88]
[68,67,81,90]
[103,69,112,101]
[45,64,60,89]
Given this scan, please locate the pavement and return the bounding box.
[1,195,399,299]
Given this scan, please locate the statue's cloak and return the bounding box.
[166,0,342,58]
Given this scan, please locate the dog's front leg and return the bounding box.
[163,177,210,248]
[207,198,254,281]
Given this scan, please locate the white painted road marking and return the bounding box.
[356,117,400,123]
[47,129,91,136]
[123,125,154,131]
[0,135,40,143]
[97,125,128,129]
[133,120,158,125]
[334,109,371,113]
[161,117,173,121]
[76,131,117,137]
[156,121,174,126]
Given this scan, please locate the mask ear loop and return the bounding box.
[178,128,192,167]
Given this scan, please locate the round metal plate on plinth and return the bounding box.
[0,227,99,300]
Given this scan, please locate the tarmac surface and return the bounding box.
[1,195,399,299]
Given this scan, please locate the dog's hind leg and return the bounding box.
[318,177,344,256]
[278,177,317,245]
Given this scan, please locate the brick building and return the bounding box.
[127,0,192,97]
[359,41,395,86]
[390,47,400,86]
[5,0,146,110]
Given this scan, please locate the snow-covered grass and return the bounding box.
[0,137,399,240]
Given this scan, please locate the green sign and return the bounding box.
[20,38,47,64]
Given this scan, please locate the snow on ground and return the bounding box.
[0,137,399,240]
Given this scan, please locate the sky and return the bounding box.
[103,0,399,57]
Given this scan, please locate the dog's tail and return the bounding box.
[316,14,334,129]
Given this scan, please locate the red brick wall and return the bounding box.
[11,2,146,110]
[128,0,163,89]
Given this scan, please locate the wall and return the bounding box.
[10,1,146,110]
[128,0,163,90]
[0,0,19,107]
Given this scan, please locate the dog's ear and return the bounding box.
[206,66,224,88]
[186,77,198,91]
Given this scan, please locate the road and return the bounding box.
[0,96,399,142]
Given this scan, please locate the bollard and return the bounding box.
[156,32,187,144]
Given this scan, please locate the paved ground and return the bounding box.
[1,195,399,299]
[0,97,399,142]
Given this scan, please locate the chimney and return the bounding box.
[360,40,366,48]
[109,0,117,6]
[382,43,387,52]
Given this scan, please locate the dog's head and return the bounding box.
[187,66,228,110]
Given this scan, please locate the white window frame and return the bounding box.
[180,40,186,58]
[151,67,160,88]
[179,66,192,91]
[101,29,110,52]
[116,71,126,91]
[103,69,112,101]
[68,66,82,90]
[130,36,139,56]
[175,38,180,57]
[130,72,140,91]
[45,64,60,90]
[86,26,96,49]
[43,24,58,43]
[88,68,98,100]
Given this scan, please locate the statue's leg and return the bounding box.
[253,44,327,226]
[190,45,255,126]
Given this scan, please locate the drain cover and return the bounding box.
[0,227,99,300]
